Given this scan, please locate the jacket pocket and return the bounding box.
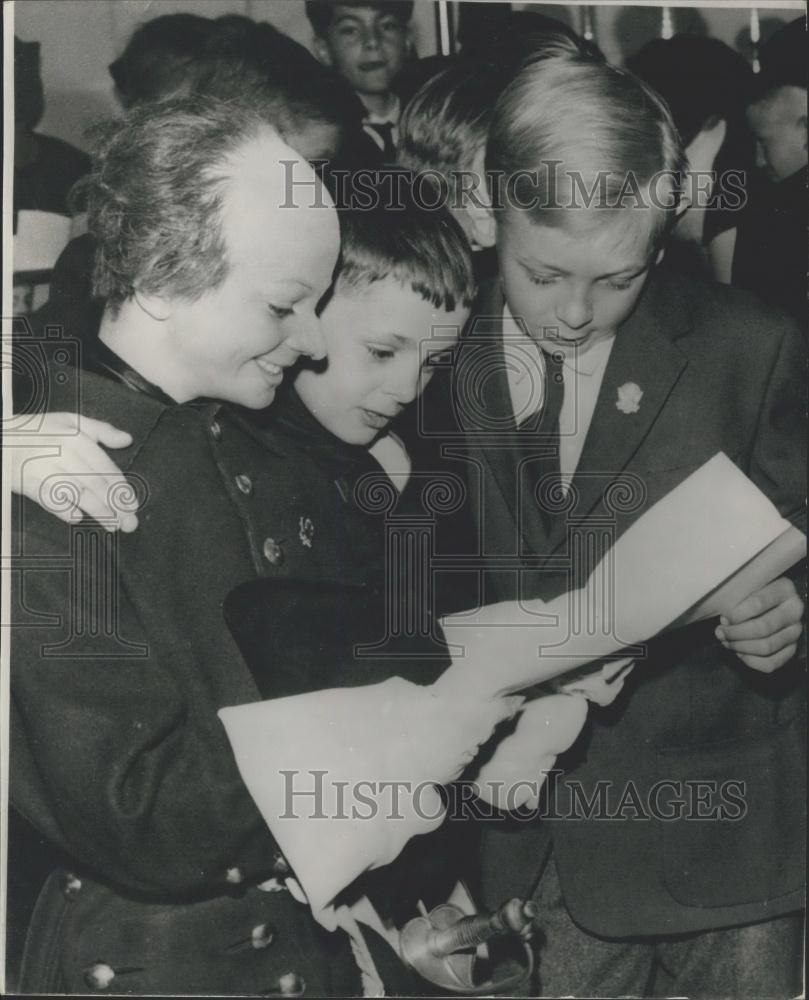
[657,714,805,908]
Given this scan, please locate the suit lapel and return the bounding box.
[544,269,692,555]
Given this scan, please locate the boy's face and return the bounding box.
[294,277,467,445]
[496,209,657,355]
[747,87,808,183]
[316,5,408,98]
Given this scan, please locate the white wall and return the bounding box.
[13,1,804,151]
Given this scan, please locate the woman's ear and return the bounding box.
[133,289,172,323]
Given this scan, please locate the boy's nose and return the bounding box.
[555,292,593,331]
[286,312,327,362]
[386,368,420,407]
[362,26,382,50]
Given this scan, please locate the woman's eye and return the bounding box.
[269,304,294,319]
[528,274,557,287]
[606,279,633,291]
[368,346,394,361]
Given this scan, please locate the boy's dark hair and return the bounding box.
[626,36,754,148]
[489,12,604,69]
[487,35,687,243]
[336,186,475,312]
[82,97,270,312]
[397,60,509,191]
[749,16,806,104]
[305,1,414,37]
[108,13,216,107]
[195,16,365,140]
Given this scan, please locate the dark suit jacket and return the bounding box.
[425,266,806,936]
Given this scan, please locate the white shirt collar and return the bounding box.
[363,95,401,126]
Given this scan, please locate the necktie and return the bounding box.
[365,122,397,162]
[520,352,565,529]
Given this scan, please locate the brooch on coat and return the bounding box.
[616,382,643,414]
[298,516,315,548]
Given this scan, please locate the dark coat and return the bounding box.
[424,266,806,936]
[9,362,399,994]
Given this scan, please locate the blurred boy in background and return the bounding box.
[733,17,807,326]
[306,1,414,161]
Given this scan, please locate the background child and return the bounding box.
[396,60,504,276]
[733,16,807,326]
[306,0,413,162]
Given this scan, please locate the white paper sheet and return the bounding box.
[436,453,801,698]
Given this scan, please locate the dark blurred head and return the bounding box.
[194,15,365,164]
[753,16,806,100]
[109,13,216,107]
[627,35,754,148]
[488,11,603,70]
[745,18,807,183]
[15,36,45,131]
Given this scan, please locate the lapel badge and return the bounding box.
[616,382,643,414]
[298,516,314,548]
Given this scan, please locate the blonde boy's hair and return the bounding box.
[487,38,688,245]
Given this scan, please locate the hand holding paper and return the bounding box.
[715,575,804,673]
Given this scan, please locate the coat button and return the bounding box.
[265,972,305,996]
[84,963,116,990]
[225,866,244,884]
[235,474,253,495]
[251,922,276,949]
[210,419,222,441]
[263,538,284,566]
[61,872,82,900]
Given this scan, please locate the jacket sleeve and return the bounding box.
[747,316,807,532]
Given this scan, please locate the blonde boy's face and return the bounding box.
[294,277,467,445]
[497,208,657,355]
[317,5,408,97]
